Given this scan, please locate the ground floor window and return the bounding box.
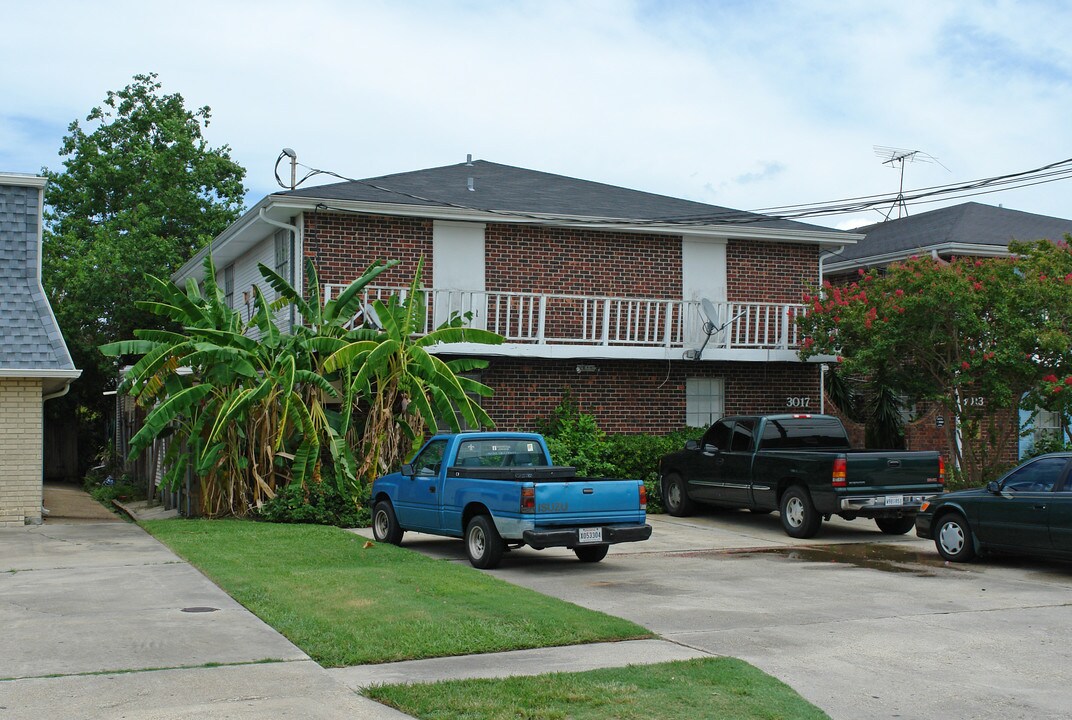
[686,377,724,428]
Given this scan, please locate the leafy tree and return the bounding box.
[43,72,247,474]
[799,239,1072,485]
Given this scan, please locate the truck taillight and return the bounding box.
[831,457,847,488]
[938,456,945,486]
[639,482,647,510]
[521,485,535,514]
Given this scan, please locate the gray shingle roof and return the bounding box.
[0,180,76,373]
[279,160,836,233]
[840,202,1072,263]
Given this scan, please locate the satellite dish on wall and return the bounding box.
[362,303,384,331]
[690,298,745,360]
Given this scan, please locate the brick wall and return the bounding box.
[479,358,820,433]
[484,224,681,295]
[302,211,433,288]
[0,378,43,526]
[728,240,818,303]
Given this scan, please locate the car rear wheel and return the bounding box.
[780,486,821,538]
[372,500,404,545]
[875,516,916,535]
[574,544,610,563]
[663,473,695,517]
[465,515,505,569]
[935,512,976,562]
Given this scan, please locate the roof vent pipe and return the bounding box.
[466,154,473,166]
[467,177,475,192]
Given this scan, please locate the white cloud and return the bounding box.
[3,0,1072,226]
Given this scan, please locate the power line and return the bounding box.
[277,156,1072,228]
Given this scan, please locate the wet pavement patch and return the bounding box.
[682,543,970,576]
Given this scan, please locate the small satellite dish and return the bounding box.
[362,303,384,331]
[701,298,720,334]
[691,298,745,360]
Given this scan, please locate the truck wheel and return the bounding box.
[934,512,976,562]
[574,544,609,563]
[466,515,505,569]
[875,516,916,535]
[372,500,404,546]
[663,473,695,517]
[780,486,821,539]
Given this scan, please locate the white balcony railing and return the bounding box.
[322,285,805,353]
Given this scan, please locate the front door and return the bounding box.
[432,221,486,329]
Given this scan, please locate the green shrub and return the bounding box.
[257,479,371,528]
[541,395,704,514]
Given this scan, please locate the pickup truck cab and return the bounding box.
[659,414,944,538]
[371,432,651,568]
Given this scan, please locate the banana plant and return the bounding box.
[323,255,503,478]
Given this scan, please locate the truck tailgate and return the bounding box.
[534,479,644,525]
[844,451,942,490]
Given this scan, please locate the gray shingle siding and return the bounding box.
[0,180,76,372]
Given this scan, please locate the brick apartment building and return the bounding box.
[175,159,858,435]
[825,202,1072,466]
[0,173,80,526]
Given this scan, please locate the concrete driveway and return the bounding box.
[378,510,1072,720]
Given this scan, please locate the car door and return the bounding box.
[973,456,1069,552]
[1047,461,1072,553]
[686,420,755,506]
[395,439,447,531]
[683,420,733,503]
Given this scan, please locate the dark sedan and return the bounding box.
[916,452,1072,562]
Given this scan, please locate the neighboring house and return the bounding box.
[175,159,858,435]
[0,173,80,526]
[824,201,1072,463]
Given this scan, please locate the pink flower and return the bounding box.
[837,355,844,363]
[961,361,970,370]
[1065,376,1072,385]
[858,268,865,276]
[973,282,983,291]
[1044,374,1059,383]
[894,289,904,297]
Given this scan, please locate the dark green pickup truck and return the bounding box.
[659,414,945,538]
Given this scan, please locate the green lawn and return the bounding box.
[365,658,831,720]
[142,520,651,667]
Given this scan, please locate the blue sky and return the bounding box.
[3,0,1071,229]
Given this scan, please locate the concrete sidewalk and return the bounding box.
[2,494,712,719]
[0,520,412,719]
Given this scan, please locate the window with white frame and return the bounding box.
[1033,407,1065,447]
[223,264,235,308]
[274,229,290,297]
[686,377,724,428]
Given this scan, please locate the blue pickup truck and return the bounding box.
[370,432,651,568]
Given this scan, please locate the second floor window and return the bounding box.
[223,264,235,308]
[274,230,290,297]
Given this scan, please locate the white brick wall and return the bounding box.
[0,378,43,526]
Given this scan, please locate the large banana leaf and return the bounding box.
[128,384,214,458]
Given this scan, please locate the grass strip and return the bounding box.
[364,658,831,720]
[143,519,651,667]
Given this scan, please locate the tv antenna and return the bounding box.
[873,146,949,220]
[688,298,745,360]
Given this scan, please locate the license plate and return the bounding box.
[578,527,602,543]
[885,495,904,507]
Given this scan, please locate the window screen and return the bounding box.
[686,377,725,428]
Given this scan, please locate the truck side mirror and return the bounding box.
[401,463,414,476]
[986,480,1001,494]
[685,439,700,451]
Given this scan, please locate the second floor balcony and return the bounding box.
[322,285,808,362]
